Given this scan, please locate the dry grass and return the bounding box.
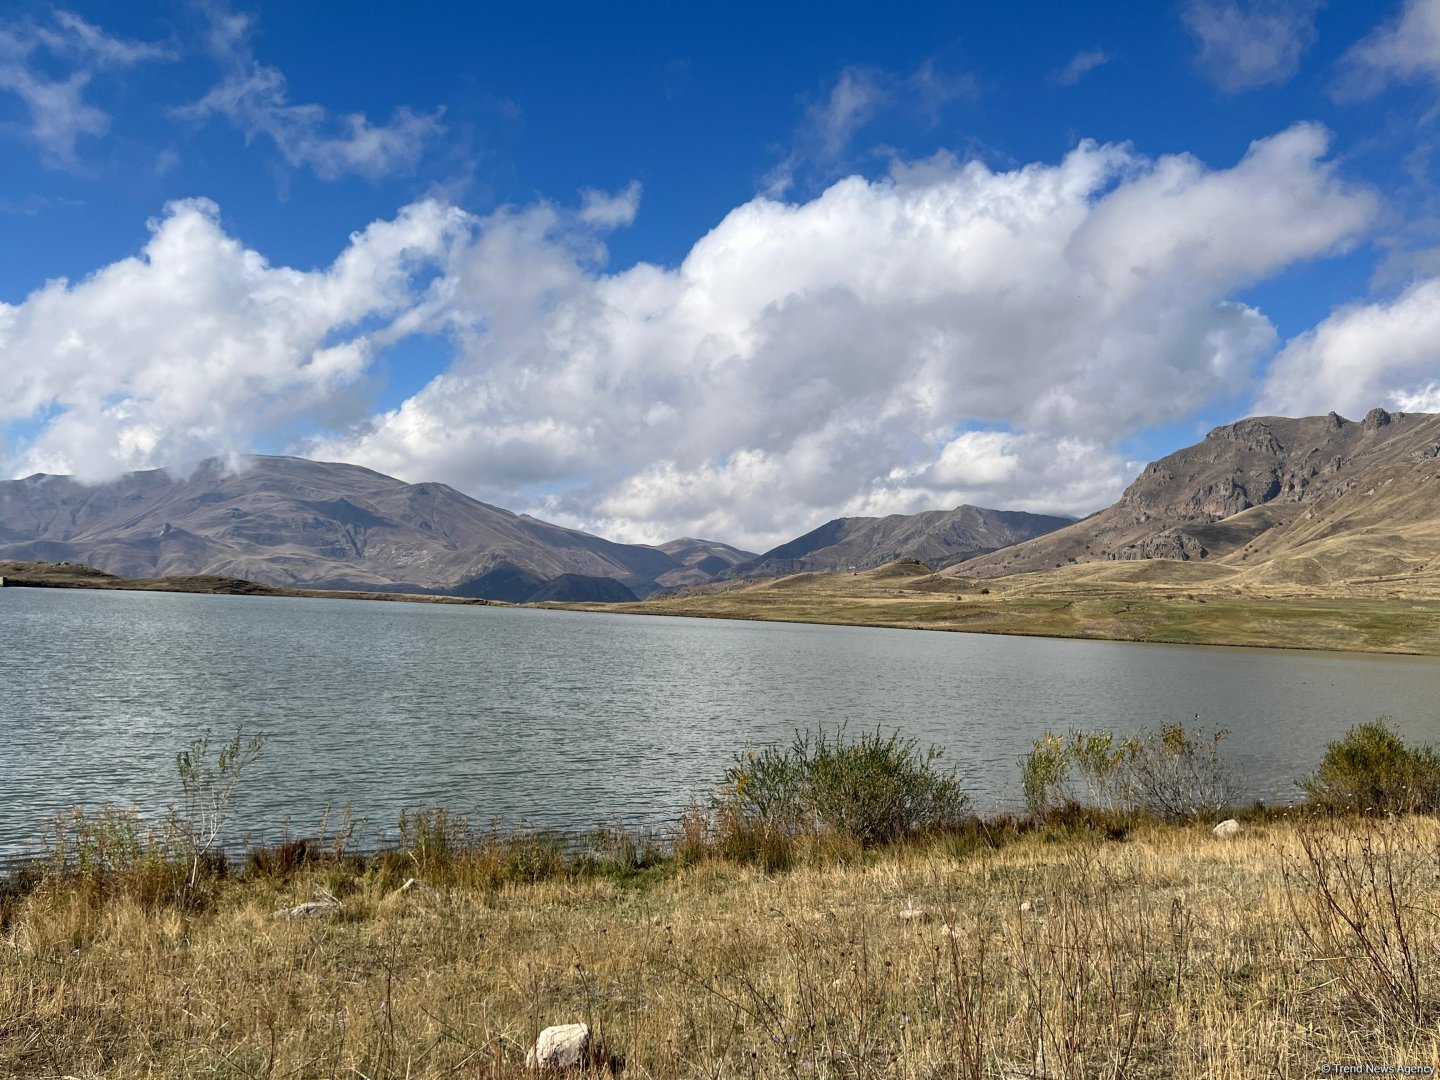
[559,560,1440,655]
[6,813,1440,1077]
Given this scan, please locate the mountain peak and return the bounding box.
[719,504,1072,582]
[953,409,1440,582]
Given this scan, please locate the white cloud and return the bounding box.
[309,124,1371,549]
[766,61,978,196]
[177,4,442,181]
[1182,0,1322,93]
[1393,382,1440,411]
[0,197,468,480]
[0,11,173,167]
[1052,50,1111,86]
[36,12,174,69]
[579,181,642,227]
[0,126,1378,550]
[1257,276,1440,416]
[1335,0,1440,99]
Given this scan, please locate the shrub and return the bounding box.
[1300,719,1440,814]
[1283,819,1432,1029]
[1019,719,1239,824]
[1126,720,1238,823]
[1020,733,1070,820]
[717,726,971,849]
[175,727,268,893]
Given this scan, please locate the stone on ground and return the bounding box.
[525,1023,592,1070]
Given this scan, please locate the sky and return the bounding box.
[3,0,1440,550]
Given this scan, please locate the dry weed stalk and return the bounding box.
[1282,816,1439,1032]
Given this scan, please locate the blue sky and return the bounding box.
[3,0,1440,548]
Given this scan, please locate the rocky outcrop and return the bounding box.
[954,410,1440,579]
[1111,529,1209,562]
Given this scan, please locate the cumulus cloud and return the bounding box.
[1257,276,1440,417]
[308,124,1371,549]
[1335,0,1440,99]
[0,126,1378,549]
[177,3,442,181]
[0,11,173,167]
[1182,0,1322,93]
[1052,49,1111,86]
[0,197,468,480]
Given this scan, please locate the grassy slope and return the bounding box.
[550,559,1440,655]
[5,814,1439,1077]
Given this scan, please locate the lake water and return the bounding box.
[2,586,1438,855]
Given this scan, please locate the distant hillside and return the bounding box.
[528,573,639,604]
[953,408,1440,586]
[0,456,730,602]
[651,537,758,588]
[721,505,1073,581]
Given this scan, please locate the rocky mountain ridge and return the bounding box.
[952,408,1440,585]
[717,505,1074,582]
[0,456,752,602]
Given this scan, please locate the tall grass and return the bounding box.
[7,719,1440,1075]
[10,811,1440,1076]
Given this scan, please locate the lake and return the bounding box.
[2,586,1438,855]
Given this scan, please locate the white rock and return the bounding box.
[1212,819,1243,838]
[397,877,438,897]
[276,900,341,920]
[525,1023,591,1070]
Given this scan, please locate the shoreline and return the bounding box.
[7,557,1440,655]
[543,565,1440,656]
[539,598,1440,657]
[0,561,501,608]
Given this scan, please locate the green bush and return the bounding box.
[718,726,971,849]
[1019,719,1239,824]
[1300,719,1440,814]
[1020,732,1070,819]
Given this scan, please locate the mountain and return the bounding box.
[952,408,1440,586]
[719,505,1074,581]
[527,573,640,604]
[0,456,728,601]
[651,537,758,588]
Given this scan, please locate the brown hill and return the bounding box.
[720,505,1073,582]
[0,456,729,600]
[651,537,758,588]
[952,408,1440,588]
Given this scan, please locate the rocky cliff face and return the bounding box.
[953,409,1440,580]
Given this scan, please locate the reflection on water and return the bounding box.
[2,586,1438,852]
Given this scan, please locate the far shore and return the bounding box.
[545,558,1440,657]
[0,560,501,607]
[8,557,1440,656]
